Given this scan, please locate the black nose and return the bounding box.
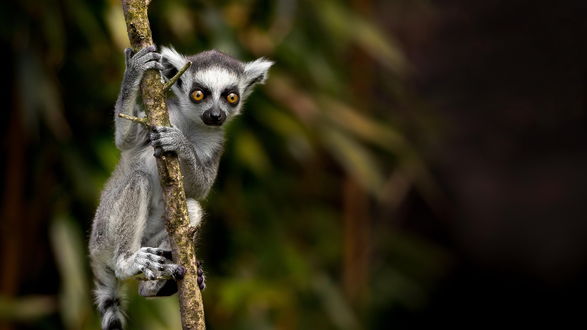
[202,109,226,126]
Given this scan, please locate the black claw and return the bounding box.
[196,260,206,290]
[197,273,206,290]
[154,147,163,158]
[173,265,186,280]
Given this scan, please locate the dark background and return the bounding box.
[384,1,587,327]
[0,0,585,329]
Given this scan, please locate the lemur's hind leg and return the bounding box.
[94,171,182,330]
[112,171,185,281]
[138,199,206,297]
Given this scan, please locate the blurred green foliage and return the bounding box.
[0,0,449,329]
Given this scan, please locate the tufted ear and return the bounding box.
[243,58,274,95]
[160,46,189,88]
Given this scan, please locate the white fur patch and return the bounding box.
[186,198,203,227]
[194,67,240,100]
[160,46,188,71]
[241,58,273,97]
[244,58,274,84]
[161,46,192,96]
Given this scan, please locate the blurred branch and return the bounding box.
[0,295,57,321]
[121,0,205,329]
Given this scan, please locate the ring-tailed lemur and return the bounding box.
[89,45,272,330]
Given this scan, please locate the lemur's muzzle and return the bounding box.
[202,109,226,126]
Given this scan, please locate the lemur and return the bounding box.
[89,45,272,330]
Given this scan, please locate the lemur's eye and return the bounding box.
[191,90,205,102]
[226,93,239,105]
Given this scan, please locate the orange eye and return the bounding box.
[226,93,239,104]
[191,90,205,102]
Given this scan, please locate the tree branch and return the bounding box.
[164,61,192,92]
[121,1,206,329]
[117,113,149,126]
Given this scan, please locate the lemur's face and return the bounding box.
[161,47,273,127]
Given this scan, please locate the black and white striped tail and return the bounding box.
[94,268,126,330]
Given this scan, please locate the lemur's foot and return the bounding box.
[138,260,205,297]
[133,247,185,281]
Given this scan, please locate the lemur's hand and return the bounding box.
[150,126,189,158]
[123,46,164,88]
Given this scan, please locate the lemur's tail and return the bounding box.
[94,267,125,330]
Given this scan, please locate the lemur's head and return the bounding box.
[161,47,273,127]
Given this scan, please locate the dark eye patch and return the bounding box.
[221,85,239,97]
[190,83,211,96]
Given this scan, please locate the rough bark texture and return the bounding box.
[121,1,206,329]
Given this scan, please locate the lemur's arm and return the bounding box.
[114,46,164,150]
[149,126,222,199]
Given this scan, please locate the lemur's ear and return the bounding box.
[161,46,189,89]
[243,58,274,95]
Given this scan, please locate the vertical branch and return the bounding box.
[120,1,205,329]
[343,0,374,306]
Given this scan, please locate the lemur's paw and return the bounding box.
[150,126,187,157]
[134,247,183,280]
[124,45,164,84]
[197,260,206,291]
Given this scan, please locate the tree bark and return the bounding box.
[121,1,205,329]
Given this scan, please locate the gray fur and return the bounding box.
[89,46,272,330]
[188,50,245,75]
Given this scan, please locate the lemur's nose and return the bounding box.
[202,109,226,126]
[210,112,221,121]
